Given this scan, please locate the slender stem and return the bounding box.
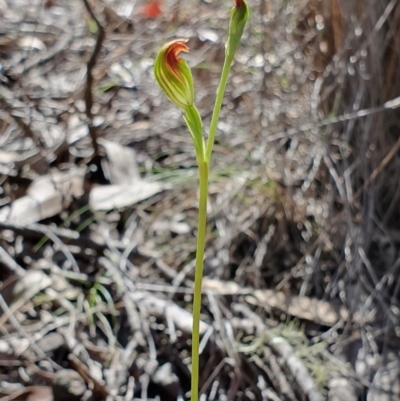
[184,104,206,161]
[205,52,235,162]
[191,160,209,401]
[191,38,240,401]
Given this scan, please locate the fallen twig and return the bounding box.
[81,0,106,157]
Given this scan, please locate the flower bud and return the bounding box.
[154,39,195,109]
[227,0,249,56]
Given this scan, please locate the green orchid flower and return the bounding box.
[154,39,195,109]
[153,3,249,400]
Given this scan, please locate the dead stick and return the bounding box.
[353,135,400,201]
[82,0,106,157]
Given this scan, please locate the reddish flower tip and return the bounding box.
[154,39,194,109]
[235,0,245,7]
[164,39,189,75]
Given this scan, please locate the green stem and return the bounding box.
[191,47,237,401]
[205,52,235,162]
[191,160,209,401]
[184,105,205,161]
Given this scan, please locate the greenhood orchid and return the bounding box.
[153,2,249,400]
[153,39,195,109]
[154,39,204,158]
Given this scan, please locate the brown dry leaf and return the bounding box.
[6,386,53,401]
[4,166,85,225]
[249,289,349,327]
[202,278,349,327]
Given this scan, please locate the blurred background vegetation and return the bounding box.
[0,0,400,400]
